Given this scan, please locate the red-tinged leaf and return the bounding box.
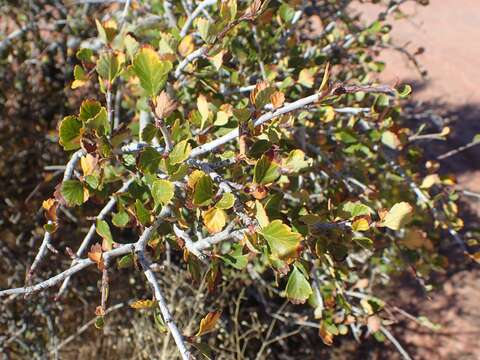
[195,311,222,337]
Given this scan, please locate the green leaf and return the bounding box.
[381,202,413,230]
[341,201,374,218]
[195,18,212,43]
[96,219,114,250]
[221,243,248,270]
[254,155,280,185]
[138,147,162,174]
[397,84,412,98]
[61,180,86,206]
[59,116,82,150]
[85,107,110,136]
[193,175,214,206]
[381,130,401,150]
[284,149,311,172]
[259,220,302,260]
[151,179,175,207]
[72,65,88,89]
[96,51,122,84]
[168,140,191,165]
[215,192,235,209]
[279,4,295,24]
[112,211,130,227]
[133,47,172,97]
[117,253,134,269]
[79,99,101,122]
[135,199,150,226]
[85,174,99,189]
[286,265,312,304]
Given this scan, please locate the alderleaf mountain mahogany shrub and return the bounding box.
[1,0,470,358]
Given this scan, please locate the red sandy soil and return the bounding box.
[352,1,480,359]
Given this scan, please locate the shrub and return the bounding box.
[2,0,469,358]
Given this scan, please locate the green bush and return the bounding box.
[2,0,470,358]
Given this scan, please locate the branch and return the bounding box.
[56,177,135,298]
[179,0,216,38]
[437,137,480,160]
[0,243,135,297]
[27,149,85,280]
[134,208,192,360]
[192,226,247,252]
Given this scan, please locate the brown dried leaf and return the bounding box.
[270,91,285,109]
[196,311,222,337]
[154,91,177,120]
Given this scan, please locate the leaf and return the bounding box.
[80,154,97,176]
[381,202,414,230]
[154,91,177,119]
[298,68,315,88]
[151,179,175,207]
[133,47,172,97]
[135,199,151,226]
[283,149,311,172]
[193,175,214,206]
[286,266,312,304]
[86,107,110,136]
[197,94,210,125]
[397,84,412,98]
[178,34,194,57]
[203,207,227,234]
[319,62,330,92]
[255,200,269,228]
[72,65,88,89]
[351,217,369,232]
[221,243,248,270]
[59,116,82,150]
[130,299,156,309]
[61,180,87,206]
[95,18,117,44]
[196,311,221,337]
[79,99,101,121]
[96,51,123,84]
[259,220,302,260]
[220,0,237,22]
[117,253,134,269]
[96,219,114,250]
[88,243,104,270]
[270,91,285,109]
[319,106,335,123]
[138,147,162,174]
[168,140,191,165]
[254,155,280,185]
[341,201,374,218]
[208,50,225,70]
[381,130,401,149]
[112,211,130,228]
[215,192,235,209]
[420,174,440,189]
[402,228,434,250]
[195,18,212,43]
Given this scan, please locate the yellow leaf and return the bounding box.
[319,106,335,123]
[319,321,334,346]
[130,299,156,309]
[80,154,97,176]
[255,200,269,228]
[208,50,225,70]
[381,202,413,230]
[351,218,369,232]
[196,311,221,337]
[188,170,206,189]
[319,62,330,92]
[178,34,194,57]
[203,208,227,234]
[298,68,315,88]
[71,79,87,89]
[420,174,440,189]
[197,94,210,122]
